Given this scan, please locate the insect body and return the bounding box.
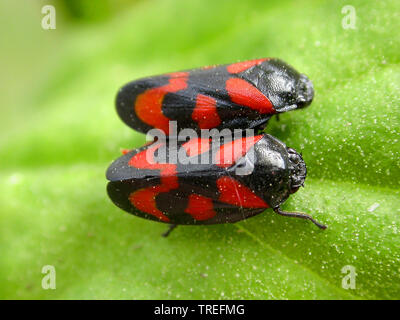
[116,58,314,135]
[106,134,326,231]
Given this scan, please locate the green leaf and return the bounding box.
[0,0,399,299]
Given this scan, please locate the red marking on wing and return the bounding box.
[182,138,211,157]
[185,194,216,221]
[225,78,275,114]
[215,134,263,168]
[216,176,268,208]
[191,94,221,129]
[128,143,176,175]
[226,58,268,74]
[134,72,189,134]
[128,143,178,222]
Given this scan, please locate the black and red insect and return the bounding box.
[106,134,326,236]
[115,58,314,135]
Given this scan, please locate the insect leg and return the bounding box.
[251,118,270,134]
[162,224,178,237]
[273,207,327,230]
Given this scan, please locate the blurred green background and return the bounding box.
[0,0,399,299]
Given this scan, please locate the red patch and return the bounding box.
[215,135,263,168]
[182,138,211,157]
[185,194,216,221]
[226,58,268,74]
[135,72,189,134]
[225,78,275,114]
[216,176,268,208]
[128,143,178,222]
[128,143,176,176]
[191,94,221,129]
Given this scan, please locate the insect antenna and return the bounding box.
[273,207,327,230]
